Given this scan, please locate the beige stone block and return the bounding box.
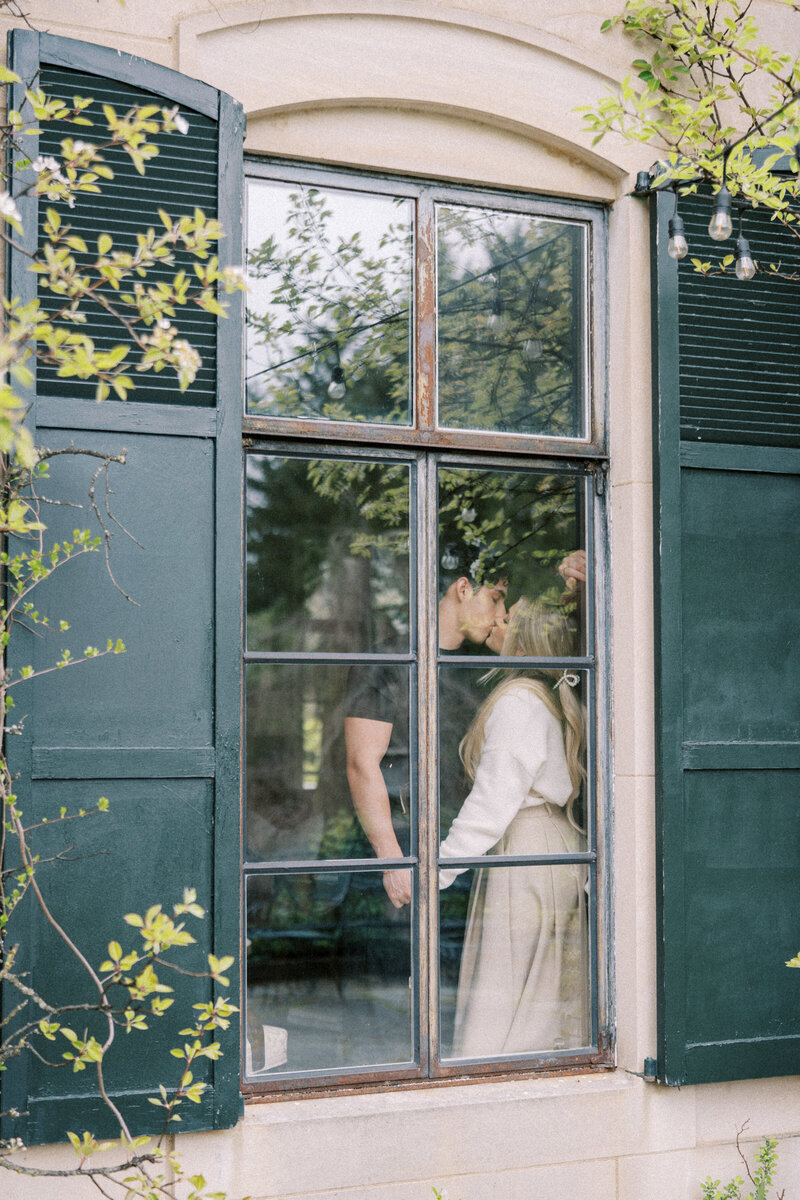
[617,1147,694,1200]
[691,1133,800,1196]
[0,13,174,69]
[2,0,181,40]
[0,1140,145,1200]
[240,1155,618,1200]
[608,479,655,781]
[177,3,639,179]
[607,202,654,489]
[245,108,619,202]
[694,1077,800,1145]
[612,773,658,1072]
[177,1073,703,1197]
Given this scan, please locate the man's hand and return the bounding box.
[558,548,586,590]
[383,868,412,909]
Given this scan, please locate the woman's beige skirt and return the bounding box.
[451,802,589,1059]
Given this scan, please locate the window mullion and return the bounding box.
[416,192,436,432]
[417,454,438,1075]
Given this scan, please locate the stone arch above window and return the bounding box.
[176,0,636,193]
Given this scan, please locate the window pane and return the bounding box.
[436,465,585,661]
[246,871,415,1074]
[246,180,413,424]
[437,204,586,437]
[246,664,412,861]
[247,454,411,654]
[438,862,590,1060]
[438,665,588,842]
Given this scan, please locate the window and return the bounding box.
[242,163,609,1090]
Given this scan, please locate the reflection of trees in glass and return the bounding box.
[246,184,413,423]
[438,467,580,607]
[246,455,410,653]
[437,205,584,437]
[245,453,411,871]
[246,665,373,866]
[246,183,585,437]
[247,872,408,981]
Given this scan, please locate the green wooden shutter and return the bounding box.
[2,31,244,1143]
[652,188,800,1085]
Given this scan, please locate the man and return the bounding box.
[345,545,508,909]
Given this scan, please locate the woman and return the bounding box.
[439,600,589,1058]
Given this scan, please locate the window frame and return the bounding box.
[241,159,613,1097]
[243,158,608,460]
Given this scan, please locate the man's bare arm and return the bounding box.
[345,716,412,909]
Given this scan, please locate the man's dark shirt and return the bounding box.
[345,643,495,852]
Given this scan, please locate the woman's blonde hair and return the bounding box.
[459,599,586,830]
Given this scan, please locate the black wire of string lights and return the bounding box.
[633,88,800,282]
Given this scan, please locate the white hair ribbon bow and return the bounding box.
[553,670,580,690]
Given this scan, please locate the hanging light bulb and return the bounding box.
[327,365,346,400]
[708,184,734,241]
[735,235,756,281]
[487,276,505,332]
[667,214,689,260]
[523,337,543,360]
[487,294,505,332]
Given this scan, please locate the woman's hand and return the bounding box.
[558,549,586,590]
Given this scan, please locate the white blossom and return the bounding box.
[31,155,60,173]
[174,339,201,373]
[0,190,21,222]
[174,113,190,135]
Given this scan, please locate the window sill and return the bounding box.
[243,1058,618,1111]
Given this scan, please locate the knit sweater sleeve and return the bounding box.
[438,688,555,888]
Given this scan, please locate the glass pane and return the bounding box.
[246,179,413,424]
[437,203,586,437]
[246,664,412,862]
[246,871,414,1074]
[247,454,411,654]
[438,666,588,843]
[439,862,590,1060]
[436,465,585,660]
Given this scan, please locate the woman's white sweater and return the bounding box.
[439,683,572,888]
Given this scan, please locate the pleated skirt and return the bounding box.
[451,802,589,1059]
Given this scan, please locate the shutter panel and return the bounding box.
[652,189,800,1085]
[678,193,800,446]
[2,32,243,1143]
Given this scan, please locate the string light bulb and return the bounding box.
[667,213,689,260]
[735,235,756,281]
[708,184,734,241]
[523,337,543,360]
[487,277,505,332]
[327,365,346,400]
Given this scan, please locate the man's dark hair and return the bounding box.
[438,539,510,596]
